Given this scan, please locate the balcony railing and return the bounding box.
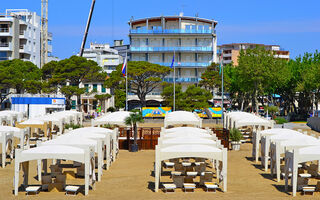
[0,28,9,33]
[130,29,215,34]
[130,46,213,52]
[19,30,25,35]
[0,43,9,47]
[163,77,201,83]
[0,57,9,61]
[19,45,24,49]
[154,62,211,67]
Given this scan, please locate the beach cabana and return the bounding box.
[70,127,118,163]
[155,144,228,192]
[62,111,83,126]
[14,145,95,196]
[39,137,103,181]
[164,111,202,128]
[270,135,320,182]
[0,111,24,126]
[0,126,30,150]
[37,115,65,135]
[91,111,131,127]
[253,128,292,162]
[284,146,320,196]
[0,130,13,168]
[260,130,304,171]
[16,119,51,139]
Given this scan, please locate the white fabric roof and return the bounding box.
[74,127,114,133]
[161,137,217,145]
[94,111,131,126]
[163,127,208,134]
[164,111,201,128]
[161,144,222,153]
[20,118,45,125]
[163,131,213,138]
[22,145,84,155]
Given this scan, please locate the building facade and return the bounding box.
[128,15,217,107]
[219,43,290,66]
[0,9,52,68]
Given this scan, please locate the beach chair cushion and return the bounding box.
[26,186,41,195]
[163,183,176,192]
[65,185,80,195]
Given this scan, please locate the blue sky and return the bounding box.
[2,0,320,59]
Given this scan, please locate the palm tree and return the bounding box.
[124,111,144,152]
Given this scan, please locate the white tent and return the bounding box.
[224,112,253,129]
[234,116,273,129]
[0,130,13,168]
[91,111,131,127]
[270,135,320,182]
[260,130,304,171]
[36,114,65,135]
[61,111,83,125]
[14,145,95,196]
[164,111,202,128]
[155,144,227,192]
[158,137,219,147]
[0,126,29,150]
[284,146,320,196]
[253,128,291,162]
[40,137,104,181]
[68,127,119,164]
[0,110,24,126]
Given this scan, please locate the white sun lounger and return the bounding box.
[163,184,176,193]
[65,185,80,196]
[26,186,41,195]
[302,186,315,195]
[204,182,219,192]
[183,183,196,192]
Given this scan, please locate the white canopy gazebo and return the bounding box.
[284,146,320,196]
[270,135,320,182]
[37,115,65,135]
[91,111,131,127]
[224,112,253,129]
[260,130,304,171]
[17,119,51,139]
[253,128,292,162]
[0,126,29,150]
[40,136,103,181]
[0,110,24,126]
[0,130,13,168]
[164,111,202,128]
[61,111,83,125]
[155,144,227,192]
[14,145,95,196]
[68,127,118,164]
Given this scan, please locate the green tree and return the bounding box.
[124,111,144,152]
[181,85,212,112]
[42,56,105,110]
[161,83,184,110]
[106,61,171,108]
[0,59,42,104]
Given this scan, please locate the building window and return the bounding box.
[101,84,106,93]
[84,84,89,92]
[93,84,97,92]
[71,100,76,109]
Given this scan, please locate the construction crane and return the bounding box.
[79,0,96,57]
[40,0,48,68]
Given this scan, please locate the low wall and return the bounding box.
[307,117,320,132]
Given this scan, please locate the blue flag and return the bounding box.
[170,54,175,68]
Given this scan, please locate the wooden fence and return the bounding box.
[118,127,230,150]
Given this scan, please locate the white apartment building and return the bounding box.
[128,14,218,108]
[0,9,52,68]
[75,43,121,113]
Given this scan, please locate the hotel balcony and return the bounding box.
[0,27,12,36]
[130,46,213,52]
[163,77,201,83]
[0,43,12,51]
[153,62,211,68]
[130,29,216,35]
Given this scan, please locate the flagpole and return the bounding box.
[125,52,128,111]
[221,59,224,129]
[173,51,176,111]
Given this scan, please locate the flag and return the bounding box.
[219,53,223,75]
[121,54,127,77]
[170,54,175,68]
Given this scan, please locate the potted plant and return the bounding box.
[124,111,144,152]
[229,128,243,151]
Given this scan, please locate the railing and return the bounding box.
[0,57,9,61]
[163,77,201,83]
[130,29,215,34]
[0,28,9,33]
[154,62,211,67]
[19,30,25,35]
[0,43,9,47]
[19,45,24,49]
[130,46,213,52]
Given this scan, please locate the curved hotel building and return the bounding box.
[128,15,217,107]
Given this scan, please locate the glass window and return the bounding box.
[71,100,76,109]
[203,25,209,30]
[93,84,97,92]
[185,25,191,30]
[101,84,106,93]
[198,25,203,30]
[84,84,89,92]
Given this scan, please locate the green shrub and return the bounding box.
[229,128,243,142]
[102,124,112,129]
[274,117,288,124]
[64,123,83,130]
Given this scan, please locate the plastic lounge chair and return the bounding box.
[26,186,41,195]
[65,185,80,196]
[302,186,315,195]
[204,182,218,192]
[162,184,176,193]
[183,183,196,192]
[164,162,175,168]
